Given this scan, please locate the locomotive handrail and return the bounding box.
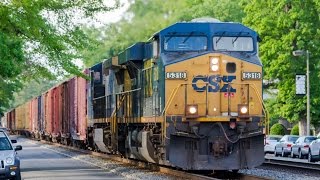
[161,84,184,143]
[245,83,270,134]
[92,95,106,100]
[115,88,141,95]
[111,94,126,133]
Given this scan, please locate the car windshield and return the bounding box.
[288,136,299,142]
[213,36,253,51]
[0,132,12,150]
[164,36,207,51]
[305,137,316,143]
[268,137,281,142]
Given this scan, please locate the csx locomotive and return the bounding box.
[3,19,266,171]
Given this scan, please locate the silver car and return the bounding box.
[291,136,316,159]
[264,135,282,154]
[0,130,22,180]
[308,135,320,162]
[274,135,299,157]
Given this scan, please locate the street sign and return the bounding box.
[296,74,306,95]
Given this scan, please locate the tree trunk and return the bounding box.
[299,119,307,136]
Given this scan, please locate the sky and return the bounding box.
[90,0,130,27]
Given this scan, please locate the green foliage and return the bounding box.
[180,0,245,22]
[0,0,119,113]
[270,123,286,135]
[264,97,281,127]
[9,79,58,109]
[290,124,299,135]
[242,0,320,129]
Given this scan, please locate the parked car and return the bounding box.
[264,135,282,154]
[308,136,320,162]
[274,135,299,157]
[291,136,316,159]
[0,130,22,180]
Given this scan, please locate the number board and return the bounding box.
[242,72,262,80]
[166,72,187,79]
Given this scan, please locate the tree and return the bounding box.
[242,0,320,135]
[180,0,245,22]
[0,0,119,113]
[290,124,299,135]
[270,123,286,135]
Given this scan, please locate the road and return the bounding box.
[15,137,124,180]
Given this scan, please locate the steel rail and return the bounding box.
[264,157,320,171]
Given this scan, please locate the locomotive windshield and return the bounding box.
[164,36,207,51]
[213,36,253,52]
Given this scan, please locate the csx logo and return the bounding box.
[192,75,236,92]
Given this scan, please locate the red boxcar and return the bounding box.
[69,76,87,146]
[52,85,62,142]
[38,95,45,139]
[61,81,70,144]
[44,89,53,140]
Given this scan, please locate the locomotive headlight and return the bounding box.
[211,57,219,64]
[240,106,248,114]
[189,106,197,114]
[211,64,219,71]
[186,104,198,117]
[238,104,249,116]
[210,57,219,72]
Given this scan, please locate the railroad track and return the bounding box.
[28,138,271,180]
[264,157,320,171]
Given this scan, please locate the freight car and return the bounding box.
[5,19,267,171]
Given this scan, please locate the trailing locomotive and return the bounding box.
[3,19,266,171]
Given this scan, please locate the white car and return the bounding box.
[308,135,320,162]
[0,130,22,180]
[264,135,282,154]
[291,136,316,159]
[274,135,299,157]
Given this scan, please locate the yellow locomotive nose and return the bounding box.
[165,52,263,122]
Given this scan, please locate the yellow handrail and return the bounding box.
[161,84,184,143]
[111,94,126,134]
[247,83,270,134]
